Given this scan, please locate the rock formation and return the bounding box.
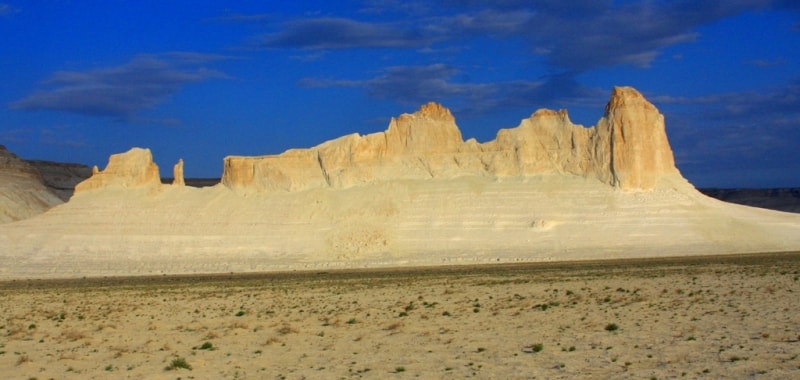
[3,86,800,279]
[74,147,161,194]
[173,159,185,186]
[0,145,64,223]
[221,87,678,192]
[72,88,677,195]
[595,86,677,189]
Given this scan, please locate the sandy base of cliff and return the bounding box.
[2,254,799,379]
[2,174,800,279]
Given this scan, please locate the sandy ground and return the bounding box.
[1,253,799,379]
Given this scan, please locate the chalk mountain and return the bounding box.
[1,87,799,279]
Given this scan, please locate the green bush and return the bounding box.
[166,357,192,371]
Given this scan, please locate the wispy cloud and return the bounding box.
[746,58,789,67]
[0,3,19,16]
[258,17,439,49]
[302,64,480,103]
[0,128,33,144]
[244,1,791,70]
[214,12,275,23]
[10,52,230,119]
[39,128,88,148]
[657,80,800,120]
[662,80,800,179]
[0,126,88,148]
[301,64,604,117]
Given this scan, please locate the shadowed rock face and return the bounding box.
[76,87,679,194]
[27,160,93,201]
[0,146,64,222]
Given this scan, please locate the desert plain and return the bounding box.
[2,87,800,379]
[1,252,799,379]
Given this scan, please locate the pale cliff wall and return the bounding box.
[173,159,185,186]
[74,147,161,193]
[222,86,679,192]
[595,86,678,189]
[73,87,679,195]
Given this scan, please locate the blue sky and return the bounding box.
[1,1,799,188]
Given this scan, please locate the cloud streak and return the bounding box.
[0,3,19,16]
[258,17,439,49]
[242,0,798,115]
[248,1,793,71]
[659,80,800,184]
[301,64,604,118]
[10,53,230,119]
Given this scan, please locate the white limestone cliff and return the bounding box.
[77,88,678,194]
[220,87,679,193]
[173,159,185,186]
[4,86,796,279]
[74,147,161,193]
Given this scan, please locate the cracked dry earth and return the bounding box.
[1,253,799,379]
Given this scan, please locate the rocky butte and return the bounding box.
[219,87,676,192]
[1,86,799,279]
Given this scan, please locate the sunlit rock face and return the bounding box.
[172,159,185,186]
[74,87,679,194]
[595,86,678,189]
[74,147,161,193]
[219,86,678,192]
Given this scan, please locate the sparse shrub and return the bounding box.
[605,323,619,332]
[524,343,543,353]
[165,357,192,371]
[198,341,213,350]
